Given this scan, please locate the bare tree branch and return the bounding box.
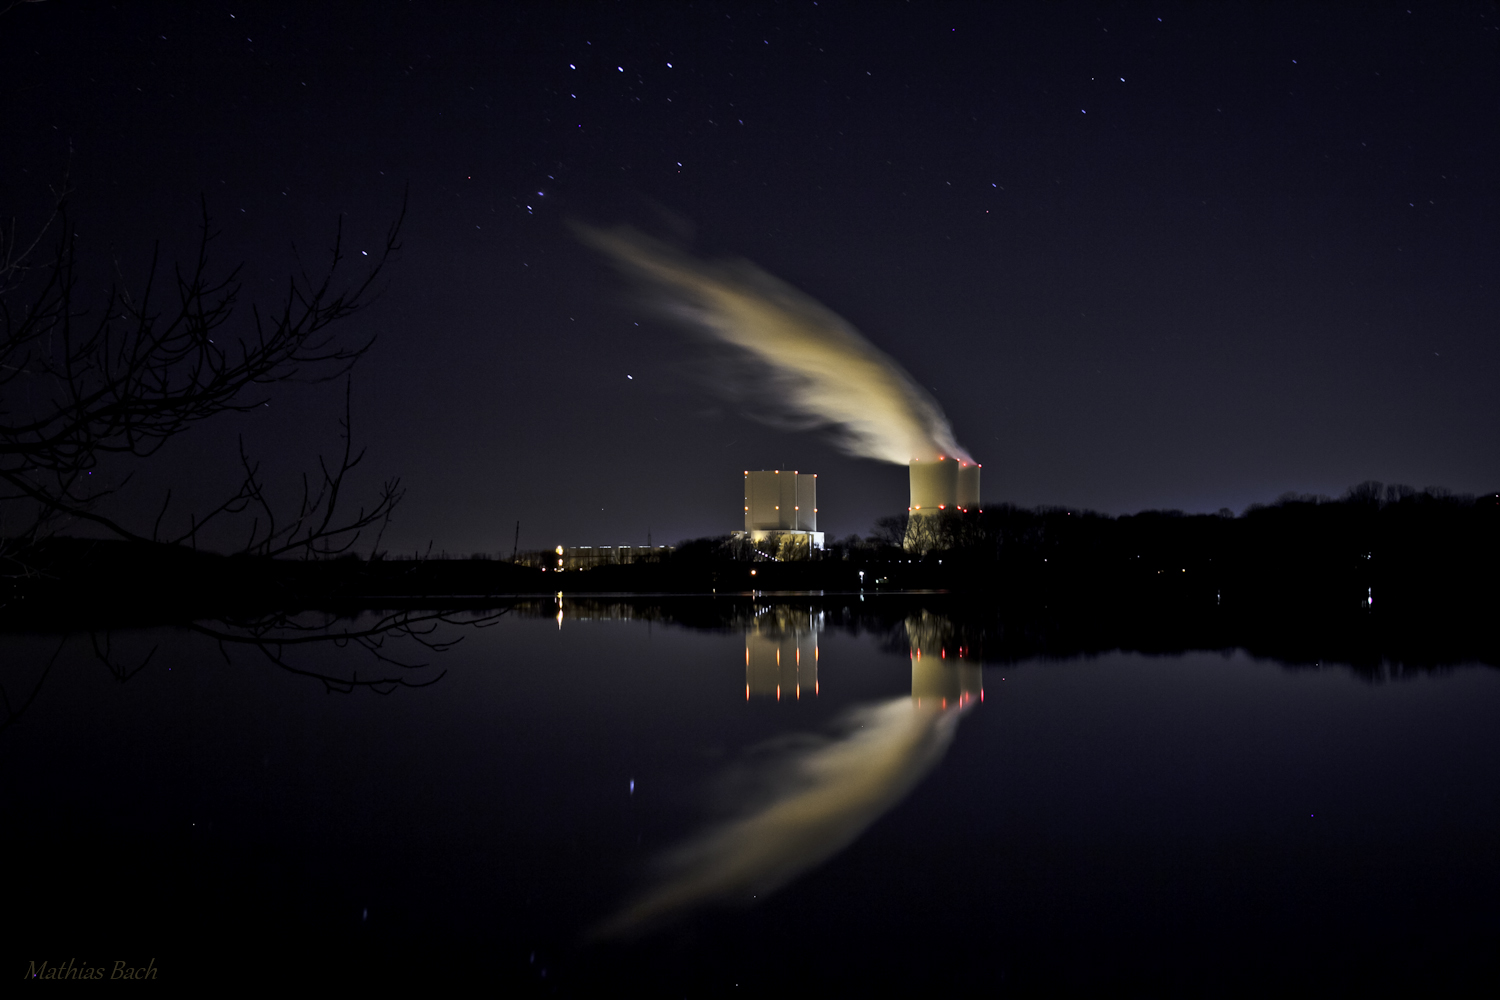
[0,194,407,560]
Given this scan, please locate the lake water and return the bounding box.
[5,598,1499,991]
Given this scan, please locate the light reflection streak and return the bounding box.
[593,695,965,938]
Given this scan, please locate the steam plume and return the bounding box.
[575,224,971,464]
[593,697,962,937]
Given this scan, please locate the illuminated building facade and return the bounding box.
[516,545,672,572]
[733,469,825,555]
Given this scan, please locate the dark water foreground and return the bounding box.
[4,594,1498,993]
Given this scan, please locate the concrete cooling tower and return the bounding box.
[908,457,980,514]
[906,457,980,551]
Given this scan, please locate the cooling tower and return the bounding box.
[908,457,980,514]
[956,461,981,511]
[908,457,959,514]
[907,457,980,551]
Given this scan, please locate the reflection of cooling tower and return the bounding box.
[905,611,983,709]
[745,608,822,700]
[910,652,982,709]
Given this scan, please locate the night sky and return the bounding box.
[5,3,1497,554]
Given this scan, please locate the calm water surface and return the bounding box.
[5,601,1498,992]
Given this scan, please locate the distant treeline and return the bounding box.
[0,540,544,628]
[865,481,1499,615]
[508,592,1498,676]
[2,482,1495,630]
[620,482,1499,612]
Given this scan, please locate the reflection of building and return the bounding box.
[744,607,822,700]
[905,611,983,710]
[732,470,825,557]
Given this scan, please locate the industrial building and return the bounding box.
[516,544,672,572]
[732,469,825,557]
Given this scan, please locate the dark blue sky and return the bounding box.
[4,2,1497,553]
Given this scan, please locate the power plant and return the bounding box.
[523,457,982,568]
[577,223,983,558]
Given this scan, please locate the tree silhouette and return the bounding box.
[0,196,406,566]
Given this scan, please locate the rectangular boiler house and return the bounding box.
[743,470,817,532]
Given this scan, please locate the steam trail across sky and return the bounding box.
[593,697,962,938]
[575,224,972,465]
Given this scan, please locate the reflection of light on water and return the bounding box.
[911,648,982,710]
[594,695,964,938]
[906,610,983,708]
[744,608,821,700]
[595,610,983,938]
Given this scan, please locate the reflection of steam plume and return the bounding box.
[594,697,960,937]
[575,224,971,465]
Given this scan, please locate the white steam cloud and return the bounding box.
[575,224,971,464]
[593,697,962,938]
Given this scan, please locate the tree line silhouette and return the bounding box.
[9,481,1494,625]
